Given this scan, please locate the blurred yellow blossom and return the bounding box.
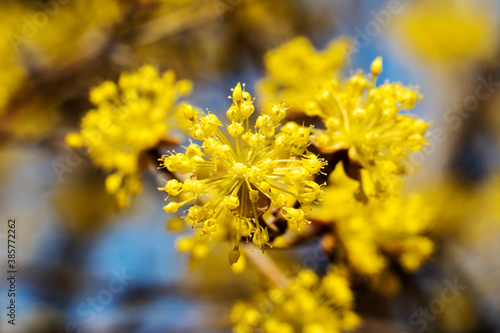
[418,178,474,238]
[231,268,359,333]
[309,163,435,278]
[174,213,248,273]
[159,83,325,263]
[66,65,192,209]
[0,4,28,114]
[311,57,430,198]
[394,0,498,64]
[3,1,122,66]
[257,36,352,114]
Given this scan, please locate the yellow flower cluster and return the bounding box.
[344,195,434,273]
[66,65,192,208]
[158,83,325,262]
[172,214,246,273]
[257,36,352,114]
[394,0,497,64]
[311,57,430,198]
[231,269,359,333]
[309,163,435,279]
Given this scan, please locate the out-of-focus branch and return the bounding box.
[4,0,233,118]
[242,243,289,288]
[274,219,332,247]
[134,1,222,46]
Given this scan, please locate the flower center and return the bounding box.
[234,162,249,179]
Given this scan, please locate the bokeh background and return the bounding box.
[1,0,500,332]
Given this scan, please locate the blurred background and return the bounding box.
[1,0,500,332]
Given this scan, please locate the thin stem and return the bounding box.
[241,243,289,288]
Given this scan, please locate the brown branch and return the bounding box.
[4,0,229,119]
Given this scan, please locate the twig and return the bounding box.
[241,243,289,288]
[134,1,220,46]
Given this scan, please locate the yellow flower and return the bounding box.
[257,36,352,114]
[173,212,249,272]
[394,0,497,64]
[231,268,359,333]
[66,65,192,209]
[311,57,430,198]
[309,163,435,280]
[159,83,325,261]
